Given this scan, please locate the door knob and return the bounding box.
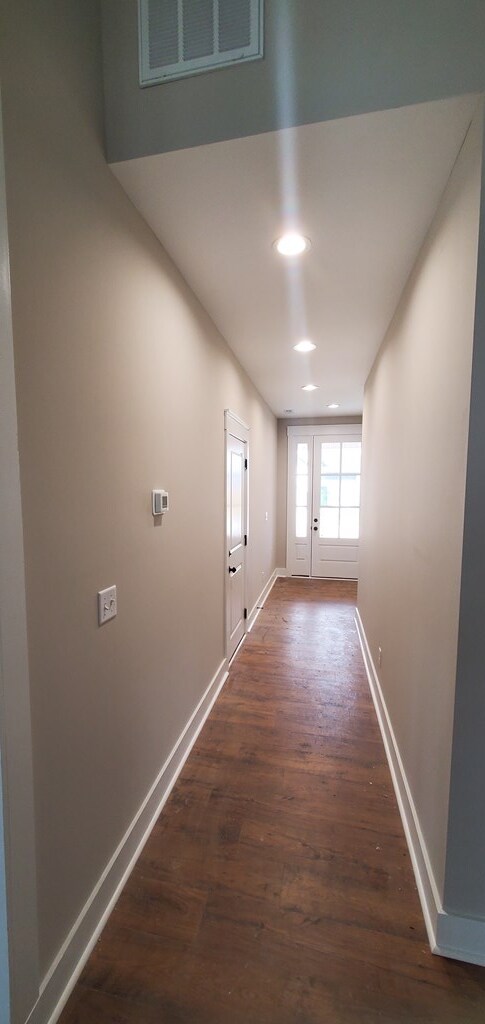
[228,566,237,573]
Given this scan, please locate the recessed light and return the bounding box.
[293,339,316,353]
[327,403,339,409]
[302,384,319,392]
[274,233,311,257]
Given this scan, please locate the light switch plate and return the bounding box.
[98,585,117,625]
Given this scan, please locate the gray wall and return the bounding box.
[1,0,277,982]
[358,111,482,900]
[444,123,485,919]
[276,416,362,567]
[0,84,38,1023]
[102,0,485,162]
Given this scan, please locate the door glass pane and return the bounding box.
[321,442,340,474]
[296,507,307,538]
[320,507,339,538]
[341,442,361,474]
[320,475,339,507]
[296,475,308,506]
[340,507,359,539]
[295,441,309,539]
[296,442,308,475]
[340,475,360,507]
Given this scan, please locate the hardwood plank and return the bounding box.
[60,578,485,1024]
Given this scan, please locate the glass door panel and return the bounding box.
[295,442,309,540]
[341,441,362,474]
[287,437,312,575]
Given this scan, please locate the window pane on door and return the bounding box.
[295,442,309,539]
[340,475,360,507]
[321,443,340,473]
[320,507,339,538]
[296,475,308,506]
[320,475,340,507]
[341,442,361,474]
[318,440,361,540]
[340,507,359,539]
[296,506,308,538]
[296,443,308,475]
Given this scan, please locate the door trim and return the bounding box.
[287,423,361,437]
[224,410,249,661]
[225,409,250,434]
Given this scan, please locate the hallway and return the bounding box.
[61,579,485,1023]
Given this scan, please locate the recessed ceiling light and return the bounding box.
[293,339,316,353]
[302,384,319,392]
[328,403,339,409]
[274,233,311,257]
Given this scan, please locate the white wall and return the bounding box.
[0,1,277,1015]
[358,109,482,902]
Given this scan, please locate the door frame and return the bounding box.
[0,92,39,1023]
[224,409,249,661]
[286,423,362,578]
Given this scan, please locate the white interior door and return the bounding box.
[287,426,362,579]
[225,413,248,660]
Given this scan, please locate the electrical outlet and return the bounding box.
[378,646,382,668]
[98,585,117,625]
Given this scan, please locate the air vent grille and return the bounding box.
[219,0,251,52]
[139,0,264,86]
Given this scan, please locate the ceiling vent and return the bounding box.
[138,0,264,86]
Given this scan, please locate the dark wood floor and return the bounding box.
[61,578,485,1023]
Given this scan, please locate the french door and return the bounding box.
[287,425,362,579]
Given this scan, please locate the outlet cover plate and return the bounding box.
[98,585,117,625]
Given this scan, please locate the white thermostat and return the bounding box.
[152,489,169,516]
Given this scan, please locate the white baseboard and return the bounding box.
[246,568,279,632]
[435,910,485,966]
[27,658,229,1024]
[354,609,440,949]
[355,609,485,967]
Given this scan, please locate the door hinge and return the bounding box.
[244,608,248,620]
[244,534,247,546]
[244,458,248,470]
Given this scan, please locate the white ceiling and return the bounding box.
[112,94,477,418]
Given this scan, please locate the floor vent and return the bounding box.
[139,0,264,86]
